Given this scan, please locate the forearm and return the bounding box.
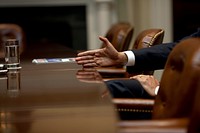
[126,42,176,73]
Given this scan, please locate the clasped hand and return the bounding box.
[130,75,159,96]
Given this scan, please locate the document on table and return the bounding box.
[32,58,76,64]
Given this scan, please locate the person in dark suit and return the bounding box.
[75,28,200,98]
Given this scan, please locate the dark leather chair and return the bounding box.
[101,22,134,52]
[187,79,200,133]
[133,29,164,50]
[0,23,26,58]
[131,28,164,75]
[97,28,165,78]
[115,38,200,132]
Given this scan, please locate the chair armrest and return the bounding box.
[118,118,188,128]
[113,98,154,112]
[118,118,188,133]
[113,98,155,120]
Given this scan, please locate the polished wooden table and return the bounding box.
[0,60,119,133]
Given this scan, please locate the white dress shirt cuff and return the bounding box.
[155,86,160,95]
[124,51,135,66]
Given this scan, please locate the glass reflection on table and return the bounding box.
[7,68,21,97]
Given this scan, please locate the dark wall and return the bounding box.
[0,6,87,50]
[173,0,200,41]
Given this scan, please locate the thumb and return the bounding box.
[99,36,116,50]
[99,36,110,46]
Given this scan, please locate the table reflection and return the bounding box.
[0,67,21,98]
[0,62,118,133]
[76,68,110,98]
[76,68,103,83]
[1,111,32,133]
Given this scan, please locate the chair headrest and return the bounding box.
[133,29,165,49]
[153,37,200,119]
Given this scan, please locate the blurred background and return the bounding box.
[0,0,199,49]
[0,0,199,79]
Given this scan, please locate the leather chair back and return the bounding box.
[132,28,165,75]
[187,80,200,133]
[101,22,134,52]
[153,38,200,119]
[133,28,164,49]
[0,23,26,58]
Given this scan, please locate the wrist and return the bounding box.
[117,52,128,66]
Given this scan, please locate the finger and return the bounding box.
[94,58,103,65]
[99,36,108,42]
[95,52,102,57]
[77,50,97,57]
[76,59,94,65]
[130,76,137,79]
[130,76,142,82]
[76,56,94,61]
[130,75,142,79]
[132,75,147,83]
[136,78,145,83]
[148,75,159,83]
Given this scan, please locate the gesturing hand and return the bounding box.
[75,36,127,67]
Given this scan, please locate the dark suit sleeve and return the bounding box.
[126,28,200,74]
[126,42,175,73]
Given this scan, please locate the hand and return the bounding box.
[75,36,127,67]
[130,75,159,96]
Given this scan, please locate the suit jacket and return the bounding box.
[127,28,200,73]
